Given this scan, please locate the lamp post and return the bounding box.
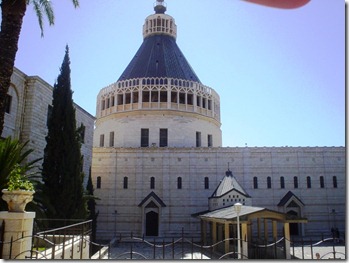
[234,203,242,259]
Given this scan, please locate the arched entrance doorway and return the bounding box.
[287,210,299,235]
[138,191,166,237]
[146,210,159,236]
[277,191,305,236]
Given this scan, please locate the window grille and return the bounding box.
[159,129,168,147]
[177,177,182,189]
[123,177,128,189]
[100,134,105,147]
[204,177,209,189]
[253,177,258,189]
[141,129,149,147]
[196,132,201,147]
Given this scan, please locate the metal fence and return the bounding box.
[1,219,112,259]
[108,231,346,260]
[0,221,346,260]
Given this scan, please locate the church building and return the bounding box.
[92,1,345,241]
[2,67,95,185]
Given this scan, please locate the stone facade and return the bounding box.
[92,146,345,241]
[95,78,221,148]
[91,1,345,242]
[2,67,95,185]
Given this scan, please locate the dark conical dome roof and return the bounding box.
[117,1,201,83]
[118,35,201,83]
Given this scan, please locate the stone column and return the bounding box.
[283,223,291,259]
[272,220,278,241]
[241,223,248,259]
[212,222,217,251]
[201,220,207,245]
[0,211,35,259]
[264,218,268,242]
[224,222,230,254]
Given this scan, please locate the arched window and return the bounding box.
[333,176,337,188]
[123,177,128,189]
[294,176,298,189]
[204,177,209,189]
[253,177,258,189]
[307,176,311,188]
[150,177,155,189]
[97,176,101,189]
[280,177,285,189]
[267,177,271,189]
[320,176,324,188]
[177,177,182,189]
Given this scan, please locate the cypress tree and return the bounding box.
[42,46,87,223]
[86,168,99,243]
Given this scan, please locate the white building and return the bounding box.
[91,1,345,241]
[2,67,95,184]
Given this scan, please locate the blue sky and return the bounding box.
[14,0,345,147]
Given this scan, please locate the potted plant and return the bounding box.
[2,164,35,212]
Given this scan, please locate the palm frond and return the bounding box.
[72,0,79,8]
[30,0,54,37]
[31,1,45,36]
[28,0,78,36]
[39,0,55,26]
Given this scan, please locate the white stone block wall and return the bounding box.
[2,69,27,139]
[94,111,222,148]
[92,146,345,241]
[2,68,95,187]
[75,104,95,185]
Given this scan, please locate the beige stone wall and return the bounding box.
[92,146,345,241]
[75,105,95,184]
[2,69,27,139]
[94,111,222,148]
[95,77,222,149]
[2,68,95,186]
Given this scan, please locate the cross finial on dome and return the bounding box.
[154,0,167,14]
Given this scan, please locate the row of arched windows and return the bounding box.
[100,90,212,110]
[116,78,196,88]
[96,176,211,190]
[253,176,338,189]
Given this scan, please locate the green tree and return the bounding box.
[42,46,88,223]
[0,0,79,135]
[86,169,99,244]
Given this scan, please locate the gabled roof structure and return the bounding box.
[277,191,305,207]
[210,170,250,198]
[138,191,166,207]
[199,205,286,222]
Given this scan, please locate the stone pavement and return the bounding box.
[108,241,218,260]
[291,245,346,260]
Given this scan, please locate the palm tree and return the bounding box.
[0,0,79,135]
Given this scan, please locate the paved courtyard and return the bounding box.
[105,241,346,260]
[291,245,346,260]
